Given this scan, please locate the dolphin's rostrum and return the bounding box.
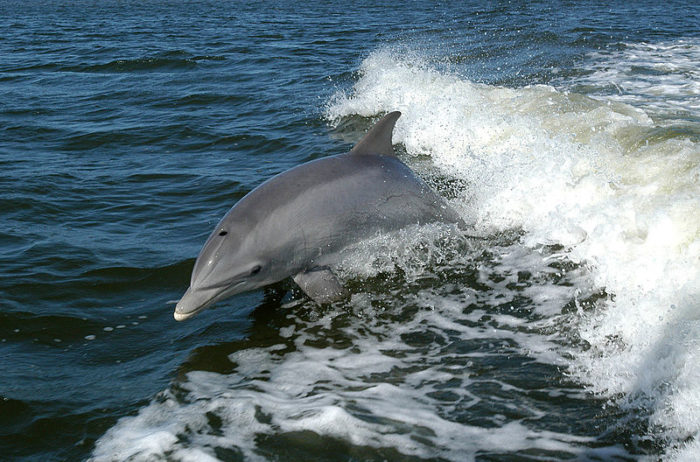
[174,111,461,321]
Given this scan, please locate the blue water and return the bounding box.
[2,1,699,461]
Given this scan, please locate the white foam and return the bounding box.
[572,39,700,121]
[326,46,700,458]
[92,249,598,460]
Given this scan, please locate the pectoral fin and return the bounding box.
[293,267,348,304]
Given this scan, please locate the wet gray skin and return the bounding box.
[174,111,462,320]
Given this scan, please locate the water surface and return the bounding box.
[1,1,699,460]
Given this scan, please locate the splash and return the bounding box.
[327,45,700,458]
[91,238,610,461]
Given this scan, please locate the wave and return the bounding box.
[5,51,227,74]
[78,55,213,73]
[569,39,700,123]
[326,46,700,458]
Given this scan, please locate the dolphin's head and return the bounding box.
[174,220,272,321]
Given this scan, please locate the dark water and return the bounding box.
[2,1,699,461]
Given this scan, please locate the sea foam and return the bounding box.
[326,46,700,458]
[573,40,700,121]
[91,241,603,461]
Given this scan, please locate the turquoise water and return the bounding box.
[2,1,699,460]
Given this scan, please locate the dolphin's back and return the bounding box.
[235,152,456,267]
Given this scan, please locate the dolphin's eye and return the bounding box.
[218,230,228,236]
[250,265,262,275]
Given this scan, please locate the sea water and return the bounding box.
[1,1,698,460]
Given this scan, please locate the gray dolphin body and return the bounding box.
[174,111,461,320]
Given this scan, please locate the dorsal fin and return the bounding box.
[349,111,401,156]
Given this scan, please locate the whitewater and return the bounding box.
[326,44,700,459]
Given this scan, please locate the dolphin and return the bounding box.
[174,111,462,321]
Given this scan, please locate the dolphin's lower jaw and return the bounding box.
[174,283,242,321]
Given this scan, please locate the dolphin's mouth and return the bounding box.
[174,287,216,321]
[173,302,207,321]
[173,282,244,321]
[197,276,244,291]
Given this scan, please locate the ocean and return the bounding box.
[1,1,699,460]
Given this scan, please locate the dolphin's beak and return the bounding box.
[174,279,248,321]
[174,286,220,321]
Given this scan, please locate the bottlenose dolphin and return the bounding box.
[174,111,461,320]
